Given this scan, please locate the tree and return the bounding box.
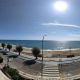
[16,46,23,55]
[1,43,6,49]
[32,47,40,60]
[7,44,12,51]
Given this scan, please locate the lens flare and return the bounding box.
[53,1,68,12]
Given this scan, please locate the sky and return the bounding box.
[0,0,80,41]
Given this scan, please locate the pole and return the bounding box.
[41,35,47,80]
[7,57,9,66]
[41,36,44,80]
[59,54,61,80]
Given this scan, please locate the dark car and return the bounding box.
[7,54,18,58]
[0,48,2,50]
[1,50,9,55]
[23,59,36,65]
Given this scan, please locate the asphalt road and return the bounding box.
[0,51,42,76]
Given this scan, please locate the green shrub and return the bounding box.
[32,47,40,60]
[7,44,12,51]
[2,66,31,80]
[1,43,6,49]
[16,46,23,55]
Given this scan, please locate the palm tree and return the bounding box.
[7,44,12,51]
[32,47,40,60]
[1,43,6,49]
[16,46,23,55]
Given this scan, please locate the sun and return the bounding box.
[53,1,68,12]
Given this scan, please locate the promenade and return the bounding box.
[0,70,10,80]
[1,50,80,80]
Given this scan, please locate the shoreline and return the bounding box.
[1,43,80,51]
[22,47,80,57]
[0,43,80,57]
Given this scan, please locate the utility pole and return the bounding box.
[41,35,46,80]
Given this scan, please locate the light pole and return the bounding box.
[7,56,9,66]
[41,35,46,80]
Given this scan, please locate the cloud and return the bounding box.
[68,34,80,38]
[46,34,80,41]
[59,34,80,41]
[42,22,80,28]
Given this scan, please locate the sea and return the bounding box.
[0,40,80,50]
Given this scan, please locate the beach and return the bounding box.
[1,43,80,79]
[0,44,80,58]
[21,47,80,58]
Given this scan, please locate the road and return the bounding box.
[0,51,42,79]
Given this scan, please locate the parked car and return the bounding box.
[23,59,36,65]
[1,50,9,55]
[7,54,18,58]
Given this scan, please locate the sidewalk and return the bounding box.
[0,70,10,80]
[8,51,80,64]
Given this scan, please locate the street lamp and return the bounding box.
[41,35,46,80]
[7,57,9,66]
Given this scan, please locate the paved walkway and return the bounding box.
[0,70,10,80]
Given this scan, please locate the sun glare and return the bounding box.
[53,1,68,12]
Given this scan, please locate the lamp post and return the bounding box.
[7,57,9,66]
[41,35,46,80]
